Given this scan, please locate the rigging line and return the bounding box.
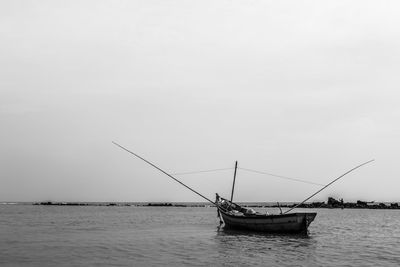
[112,141,215,205]
[283,159,375,214]
[171,167,234,176]
[238,167,324,186]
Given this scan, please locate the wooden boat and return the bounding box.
[112,141,373,234]
[214,161,317,233]
[216,196,316,233]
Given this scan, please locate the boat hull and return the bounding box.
[219,209,317,233]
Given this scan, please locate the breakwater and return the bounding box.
[31,197,400,209]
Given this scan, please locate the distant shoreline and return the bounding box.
[1,197,397,209]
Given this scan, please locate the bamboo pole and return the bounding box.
[112,142,215,205]
[283,159,375,214]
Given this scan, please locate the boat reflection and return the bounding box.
[216,225,312,238]
[214,227,317,265]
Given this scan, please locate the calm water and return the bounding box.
[1,205,400,266]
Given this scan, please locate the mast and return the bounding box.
[230,161,238,202]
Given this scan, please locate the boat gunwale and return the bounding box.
[218,206,317,220]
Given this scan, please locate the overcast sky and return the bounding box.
[1,0,399,203]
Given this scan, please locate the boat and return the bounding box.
[215,195,316,233]
[214,161,317,233]
[112,141,373,234]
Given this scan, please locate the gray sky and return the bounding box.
[1,0,399,203]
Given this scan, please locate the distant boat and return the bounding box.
[215,196,316,233]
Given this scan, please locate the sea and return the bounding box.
[1,204,399,266]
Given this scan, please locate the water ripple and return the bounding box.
[1,206,400,266]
